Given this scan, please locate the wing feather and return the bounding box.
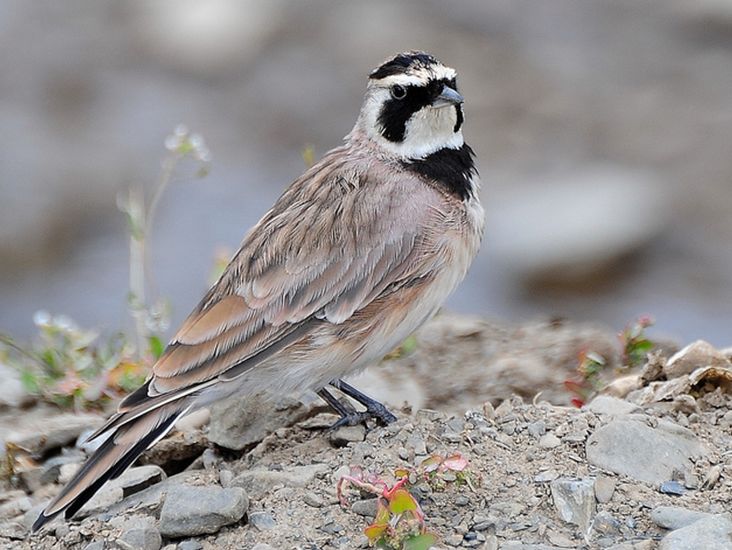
[142,151,438,398]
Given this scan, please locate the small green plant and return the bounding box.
[397,452,474,491]
[564,350,607,408]
[118,124,211,359]
[0,312,147,411]
[565,315,656,407]
[620,315,655,368]
[0,125,212,411]
[338,452,471,549]
[383,334,418,361]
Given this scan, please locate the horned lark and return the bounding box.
[33,51,484,531]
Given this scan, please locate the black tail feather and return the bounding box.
[31,412,179,532]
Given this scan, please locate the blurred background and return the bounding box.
[2,0,732,346]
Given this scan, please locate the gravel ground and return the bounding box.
[1,315,731,550]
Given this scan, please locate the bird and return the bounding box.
[32,50,484,532]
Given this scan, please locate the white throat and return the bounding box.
[354,88,465,160]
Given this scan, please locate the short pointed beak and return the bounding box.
[434,85,464,107]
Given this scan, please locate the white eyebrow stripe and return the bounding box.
[370,65,457,89]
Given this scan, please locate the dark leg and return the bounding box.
[317,387,357,419]
[327,379,397,427]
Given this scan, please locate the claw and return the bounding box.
[317,381,397,429]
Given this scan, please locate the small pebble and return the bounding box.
[319,521,344,534]
[659,480,686,496]
[351,498,378,517]
[651,506,710,530]
[594,474,617,503]
[302,493,324,507]
[527,420,546,438]
[248,511,276,531]
[329,425,366,447]
[117,527,162,550]
[539,433,561,449]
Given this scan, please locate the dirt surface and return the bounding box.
[1,314,731,550]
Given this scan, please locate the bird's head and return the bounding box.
[355,51,465,160]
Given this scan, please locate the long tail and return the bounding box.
[31,401,189,532]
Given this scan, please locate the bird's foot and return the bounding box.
[328,401,397,430]
[317,382,397,430]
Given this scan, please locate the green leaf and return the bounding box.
[19,369,40,394]
[419,455,443,473]
[148,335,165,359]
[364,523,388,542]
[389,488,417,514]
[394,467,411,479]
[400,334,418,355]
[403,533,437,550]
[374,500,390,524]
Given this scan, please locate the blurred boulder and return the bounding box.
[487,167,669,284]
[133,0,286,76]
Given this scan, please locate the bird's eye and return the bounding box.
[390,85,407,100]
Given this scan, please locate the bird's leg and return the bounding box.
[317,387,357,419]
[325,379,397,428]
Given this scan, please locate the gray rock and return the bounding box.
[329,425,366,447]
[4,410,103,456]
[483,534,499,550]
[659,480,686,495]
[117,527,162,550]
[248,510,276,530]
[539,433,561,449]
[594,474,616,503]
[158,484,249,537]
[351,498,378,517]
[488,167,668,282]
[251,544,275,550]
[586,419,706,484]
[219,468,234,488]
[103,471,201,519]
[651,506,712,530]
[118,465,166,497]
[659,514,732,549]
[664,340,731,379]
[208,393,309,451]
[84,542,106,550]
[406,434,427,455]
[604,541,655,550]
[535,470,558,483]
[78,465,167,518]
[591,511,622,536]
[586,395,641,416]
[0,489,26,503]
[550,478,596,531]
[40,451,86,485]
[527,420,546,438]
[177,541,203,550]
[0,495,33,519]
[231,463,328,499]
[108,513,157,532]
[302,492,324,508]
[0,520,26,540]
[500,543,563,550]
